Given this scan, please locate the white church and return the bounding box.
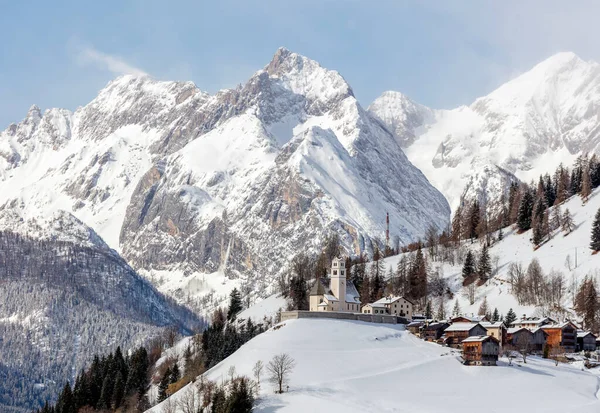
[309,257,361,312]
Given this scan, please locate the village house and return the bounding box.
[443,323,487,347]
[507,327,532,347]
[480,321,507,346]
[577,331,597,352]
[512,316,557,329]
[542,322,578,352]
[406,321,424,337]
[450,315,488,324]
[362,296,414,319]
[462,335,500,366]
[422,322,449,342]
[309,257,361,312]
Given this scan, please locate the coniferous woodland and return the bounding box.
[37,289,265,413]
[0,231,201,412]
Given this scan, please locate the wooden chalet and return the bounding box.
[422,322,449,342]
[450,315,488,324]
[542,322,578,352]
[577,331,597,352]
[530,328,548,351]
[480,321,507,346]
[443,323,487,347]
[462,335,500,366]
[407,321,424,336]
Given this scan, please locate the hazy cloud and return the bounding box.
[76,45,148,76]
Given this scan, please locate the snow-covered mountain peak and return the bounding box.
[264,47,354,104]
[370,51,600,210]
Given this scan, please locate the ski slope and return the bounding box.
[382,187,600,319]
[149,318,600,412]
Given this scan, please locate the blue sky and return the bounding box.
[2,1,600,128]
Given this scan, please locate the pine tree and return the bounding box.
[492,307,500,322]
[504,308,517,327]
[551,205,562,231]
[228,288,243,321]
[478,296,489,316]
[211,386,227,413]
[99,374,114,410]
[452,299,461,317]
[425,300,432,319]
[462,251,476,280]
[170,362,181,383]
[517,190,534,232]
[468,201,481,241]
[158,367,171,402]
[581,166,592,202]
[591,207,600,251]
[56,382,76,413]
[408,247,427,301]
[562,208,575,234]
[477,245,491,282]
[436,296,446,320]
[227,377,254,413]
[112,371,125,409]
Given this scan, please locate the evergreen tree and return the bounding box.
[56,382,76,413]
[581,167,592,202]
[436,297,446,320]
[478,296,489,316]
[468,201,481,241]
[462,251,476,280]
[228,288,243,321]
[99,373,114,410]
[492,307,500,322]
[170,362,181,384]
[227,377,254,413]
[517,190,534,232]
[425,301,432,319]
[157,367,171,403]
[125,346,149,395]
[211,386,227,413]
[591,207,600,251]
[289,276,308,310]
[504,308,517,327]
[452,299,461,317]
[408,247,427,301]
[477,245,491,282]
[112,371,125,409]
[562,208,575,234]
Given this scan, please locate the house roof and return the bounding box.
[577,331,597,339]
[450,315,487,323]
[323,294,338,302]
[345,281,361,304]
[463,335,499,343]
[364,302,386,308]
[512,317,557,326]
[423,322,448,331]
[542,321,578,330]
[372,296,414,306]
[407,321,424,327]
[480,321,506,329]
[444,323,483,332]
[507,327,529,335]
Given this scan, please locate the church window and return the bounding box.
[333,270,338,275]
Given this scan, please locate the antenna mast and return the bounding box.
[386,212,390,248]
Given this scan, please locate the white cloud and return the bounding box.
[76,45,148,76]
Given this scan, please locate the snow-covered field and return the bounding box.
[382,187,600,319]
[149,318,600,412]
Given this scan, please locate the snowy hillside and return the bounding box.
[369,52,600,209]
[149,318,600,413]
[0,48,449,311]
[381,187,600,320]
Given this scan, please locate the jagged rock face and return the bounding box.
[369,52,600,210]
[0,48,450,305]
[118,49,450,288]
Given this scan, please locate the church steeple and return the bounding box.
[330,257,346,311]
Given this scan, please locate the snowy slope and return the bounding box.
[149,318,600,413]
[369,52,600,210]
[0,48,449,311]
[381,187,600,319]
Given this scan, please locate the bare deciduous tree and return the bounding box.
[253,360,264,393]
[267,353,296,393]
[178,385,200,413]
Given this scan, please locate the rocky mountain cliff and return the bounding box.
[0,48,450,309]
[369,52,600,210]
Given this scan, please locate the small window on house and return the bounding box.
[334,262,338,267]
[333,270,337,275]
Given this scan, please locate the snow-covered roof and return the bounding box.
[345,281,361,304]
[577,331,596,338]
[451,315,487,323]
[512,317,557,326]
[372,295,414,306]
[364,302,387,308]
[462,335,495,343]
[507,327,530,335]
[480,321,506,329]
[542,322,578,330]
[323,294,338,302]
[444,323,482,332]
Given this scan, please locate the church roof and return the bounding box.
[310,279,327,296]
